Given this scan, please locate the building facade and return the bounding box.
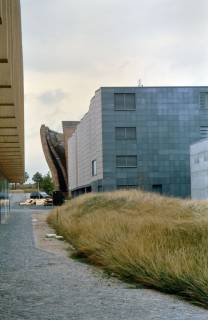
[190,139,208,199]
[68,86,208,198]
[0,0,25,222]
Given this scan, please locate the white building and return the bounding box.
[190,139,208,199]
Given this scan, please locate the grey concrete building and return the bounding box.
[190,139,208,199]
[68,86,208,198]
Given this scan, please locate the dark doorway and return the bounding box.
[152,184,162,194]
[86,186,92,193]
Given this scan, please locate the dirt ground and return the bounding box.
[32,210,73,258]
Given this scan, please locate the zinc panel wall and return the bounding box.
[101,87,206,197]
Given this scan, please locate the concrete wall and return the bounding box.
[190,139,208,199]
[68,90,103,191]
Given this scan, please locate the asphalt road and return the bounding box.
[0,207,208,320]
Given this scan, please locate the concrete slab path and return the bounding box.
[0,208,208,320]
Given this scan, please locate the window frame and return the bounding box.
[200,92,208,109]
[115,127,137,140]
[200,126,208,139]
[114,93,136,111]
[116,155,137,168]
[92,159,97,176]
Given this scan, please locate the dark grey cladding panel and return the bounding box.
[101,86,208,198]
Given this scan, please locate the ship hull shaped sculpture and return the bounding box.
[40,125,68,192]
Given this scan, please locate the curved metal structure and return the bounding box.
[40,125,68,192]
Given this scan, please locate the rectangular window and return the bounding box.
[92,160,97,176]
[200,126,208,139]
[200,93,208,109]
[116,156,137,168]
[114,93,136,111]
[115,127,136,140]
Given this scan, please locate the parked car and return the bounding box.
[30,192,51,199]
[30,192,53,206]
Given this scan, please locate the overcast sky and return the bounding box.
[21,0,208,178]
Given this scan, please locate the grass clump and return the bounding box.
[47,190,208,307]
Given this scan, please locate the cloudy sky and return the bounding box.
[21,0,208,178]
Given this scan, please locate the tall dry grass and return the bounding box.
[47,190,208,307]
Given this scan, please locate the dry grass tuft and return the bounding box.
[47,190,208,307]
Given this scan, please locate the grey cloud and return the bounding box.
[21,0,208,75]
[38,89,68,105]
[22,0,208,175]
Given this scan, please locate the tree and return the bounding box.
[41,172,54,195]
[32,172,43,184]
[24,172,29,182]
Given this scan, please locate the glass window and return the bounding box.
[114,93,136,111]
[200,92,208,109]
[126,127,136,139]
[115,127,126,139]
[92,160,97,176]
[115,127,136,140]
[125,93,136,110]
[116,156,126,167]
[126,156,137,167]
[116,156,137,167]
[114,94,125,110]
[200,126,208,139]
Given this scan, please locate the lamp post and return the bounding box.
[37,182,40,198]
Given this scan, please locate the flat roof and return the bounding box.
[99,86,208,89]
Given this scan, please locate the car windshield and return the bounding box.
[40,192,49,197]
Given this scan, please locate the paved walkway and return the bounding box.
[0,209,208,320]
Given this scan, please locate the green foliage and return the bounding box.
[32,171,54,195]
[32,172,43,184]
[41,172,54,195]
